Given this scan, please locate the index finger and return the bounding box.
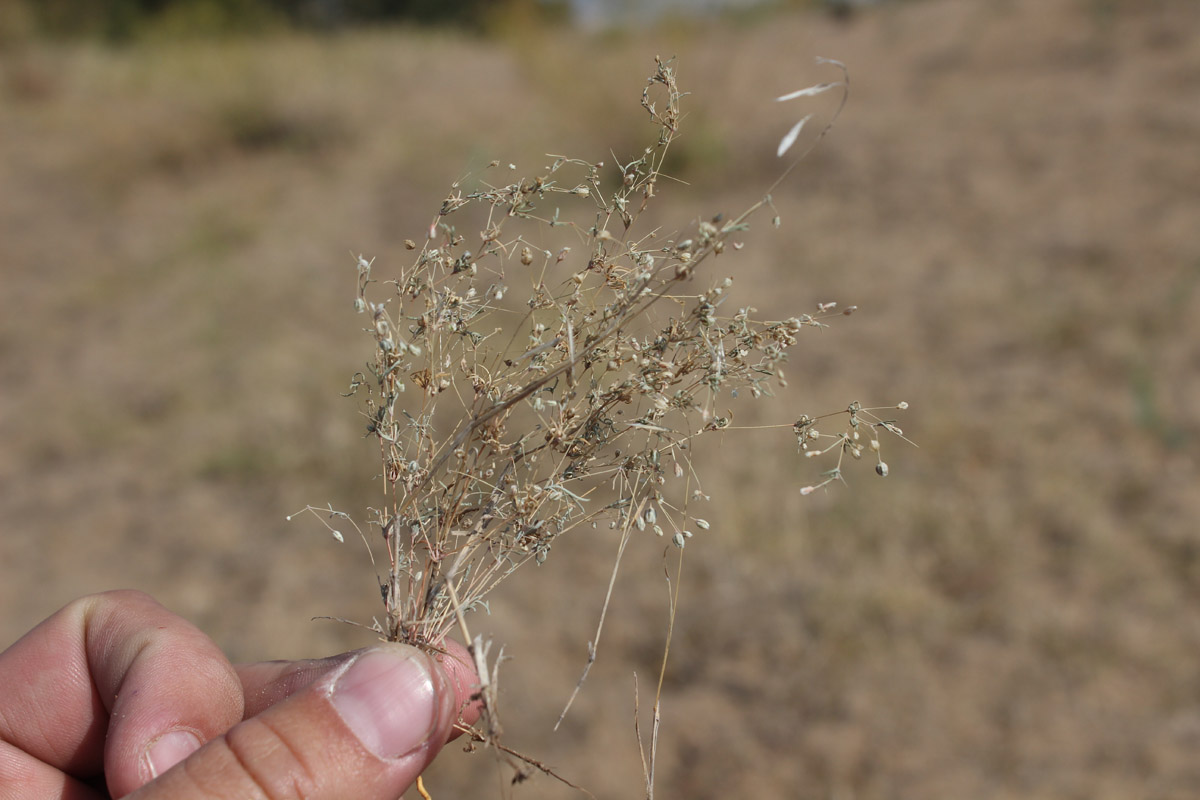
[0,591,244,798]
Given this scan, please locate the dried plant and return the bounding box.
[292,56,910,792]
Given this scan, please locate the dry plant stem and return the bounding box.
[453,723,597,798]
[441,568,499,737]
[633,672,648,792]
[554,495,643,730]
[646,549,683,800]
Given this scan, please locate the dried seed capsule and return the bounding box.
[876,462,889,477]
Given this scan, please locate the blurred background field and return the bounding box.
[2,0,1199,797]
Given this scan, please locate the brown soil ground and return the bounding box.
[3,0,1200,797]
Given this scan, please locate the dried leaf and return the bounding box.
[777,113,814,157]
[775,81,844,102]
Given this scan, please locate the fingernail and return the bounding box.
[144,729,201,778]
[330,649,439,759]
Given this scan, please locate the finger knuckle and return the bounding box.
[184,718,319,800]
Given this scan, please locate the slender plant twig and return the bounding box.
[554,490,646,730]
[645,548,683,800]
[453,723,596,798]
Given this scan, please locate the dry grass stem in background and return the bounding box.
[291,56,910,791]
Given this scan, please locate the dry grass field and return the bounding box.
[2,0,1199,797]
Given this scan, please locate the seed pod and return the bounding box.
[876,461,889,477]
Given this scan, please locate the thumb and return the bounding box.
[130,644,468,800]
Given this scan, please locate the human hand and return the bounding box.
[0,590,479,799]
